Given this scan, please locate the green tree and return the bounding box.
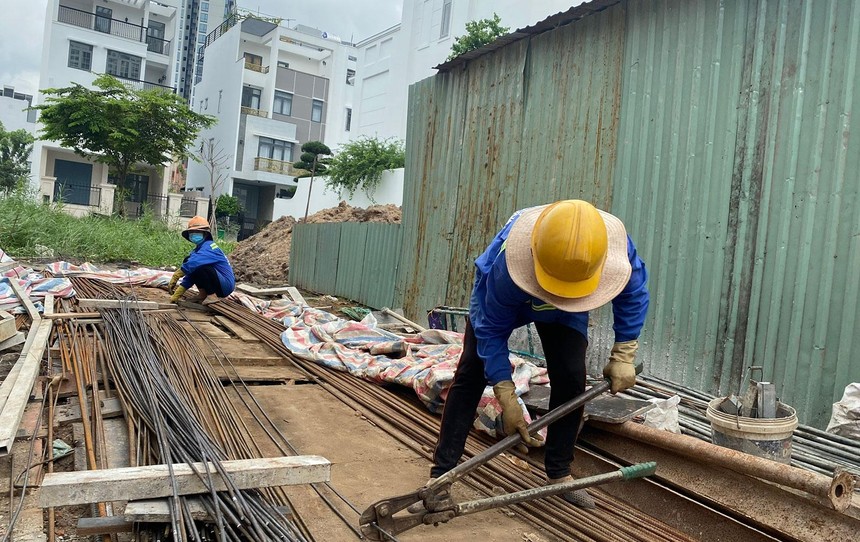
[325,136,404,200]
[292,141,332,221]
[448,13,510,60]
[0,121,35,190]
[32,74,216,196]
[214,194,241,218]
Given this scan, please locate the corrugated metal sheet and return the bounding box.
[291,222,402,309]
[401,4,626,316]
[398,0,860,426]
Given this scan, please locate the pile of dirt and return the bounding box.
[229,201,401,284]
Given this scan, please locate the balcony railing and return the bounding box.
[254,157,303,176]
[147,35,171,55]
[58,5,147,42]
[244,61,270,74]
[112,75,176,93]
[241,106,268,117]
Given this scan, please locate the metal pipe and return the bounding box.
[593,420,856,511]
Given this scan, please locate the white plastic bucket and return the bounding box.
[706,397,798,464]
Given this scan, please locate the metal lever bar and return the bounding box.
[455,461,656,516]
[429,373,630,491]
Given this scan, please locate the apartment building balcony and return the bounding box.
[146,36,171,56]
[244,61,269,74]
[254,157,304,177]
[58,5,147,43]
[115,76,176,93]
[241,106,268,118]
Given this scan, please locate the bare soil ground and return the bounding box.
[229,201,401,285]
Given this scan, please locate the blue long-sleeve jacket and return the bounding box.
[469,209,650,384]
[180,239,236,295]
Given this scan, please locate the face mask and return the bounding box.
[189,232,206,244]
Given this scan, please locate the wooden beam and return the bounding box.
[285,287,306,305]
[0,310,17,342]
[3,277,39,322]
[55,397,123,425]
[76,299,162,310]
[214,316,260,342]
[0,296,53,455]
[76,516,134,536]
[39,455,331,507]
[45,312,101,320]
[0,331,25,351]
[236,283,294,297]
[124,499,292,523]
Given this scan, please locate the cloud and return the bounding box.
[0,0,49,95]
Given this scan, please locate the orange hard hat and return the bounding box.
[182,215,211,241]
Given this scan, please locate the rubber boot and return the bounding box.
[546,475,597,509]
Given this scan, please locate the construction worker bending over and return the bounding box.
[168,216,236,304]
[430,200,649,509]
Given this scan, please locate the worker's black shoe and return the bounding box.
[546,476,597,509]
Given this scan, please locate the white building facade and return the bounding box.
[31,0,207,222]
[188,17,359,239]
[0,86,38,136]
[354,0,585,140]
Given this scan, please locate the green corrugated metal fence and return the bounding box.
[395,0,860,427]
[290,222,403,309]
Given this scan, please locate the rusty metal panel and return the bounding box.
[359,223,403,309]
[334,224,368,303]
[313,224,341,294]
[400,5,627,316]
[613,0,860,426]
[288,224,318,291]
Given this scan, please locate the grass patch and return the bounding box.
[0,190,233,267]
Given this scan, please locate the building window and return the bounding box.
[241,86,261,109]
[68,41,92,71]
[348,55,357,61]
[200,12,208,23]
[198,22,207,34]
[106,50,142,80]
[311,99,323,123]
[244,52,262,66]
[258,137,293,161]
[273,91,292,115]
[346,68,356,85]
[440,0,453,38]
[95,6,112,34]
[201,2,209,11]
[345,107,351,131]
[277,61,290,69]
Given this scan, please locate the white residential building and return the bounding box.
[354,0,584,140]
[31,0,207,221]
[187,17,358,239]
[0,86,38,135]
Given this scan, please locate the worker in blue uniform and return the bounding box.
[167,216,236,303]
[428,200,649,509]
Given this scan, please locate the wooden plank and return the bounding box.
[286,287,306,305]
[236,283,293,296]
[55,397,123,425]
[0,310,17,342]
[39,455,331,507]
[124,499,292,523]
[213,316,260,342]
[45,312,101,320]
[76,299,161,310]
[76,516,134,536]
[3,277,40,322]
[210,365,309,383]
[0,303,53,455]
[0,331,25,351]
[194,321,231,339]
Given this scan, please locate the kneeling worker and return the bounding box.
[429,200,649,509]
[168,216,236,303]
